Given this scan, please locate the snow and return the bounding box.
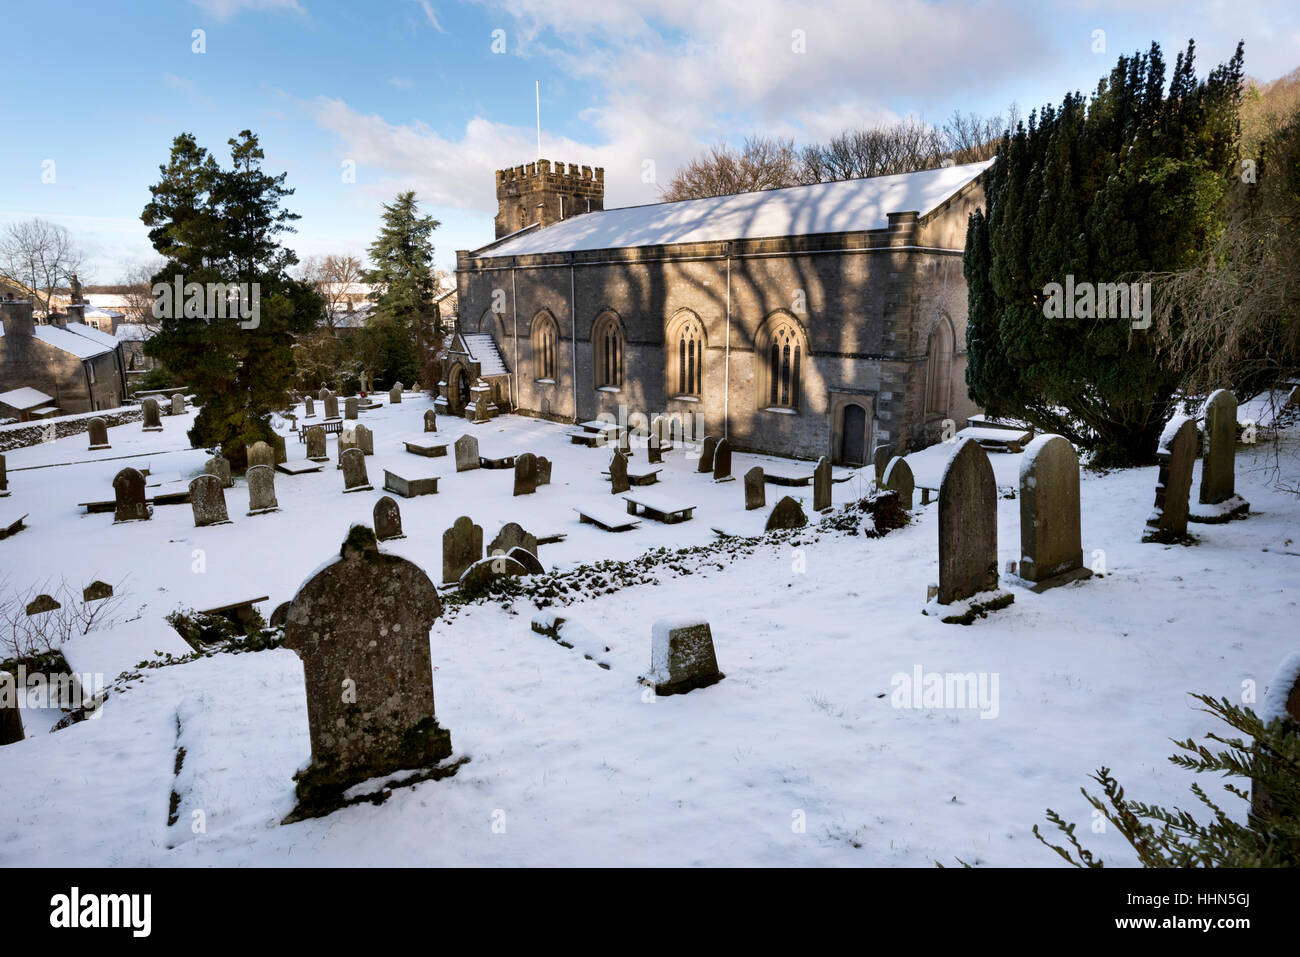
[1262,653,1300,725]
[1157,413,1194,455]
[480,160,994,258]
[1188,495,1250,520]
[1,396,1298,866]
[1018,433,1066,487]
[60,617,195,682]
[0,387,54,410]
[32,324,115,359]
[63,321,122,350]
[462,334,508,377]
[114,323,152,342]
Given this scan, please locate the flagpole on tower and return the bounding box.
[535,80,541,161]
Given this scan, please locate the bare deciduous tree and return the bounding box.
[0,577,131,664]
[660,136,804,201]
[0,218,86,318]
[298,253,366,331]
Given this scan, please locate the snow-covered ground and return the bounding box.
[1,395,1297,866]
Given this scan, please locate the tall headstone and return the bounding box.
[205,454,232,488]
[937,438,999,604]
[344,396,359,420]
[247,440,275,469]
[536,456,552,486]
[87,417,110,450]
[112,467,150,523]
[271,433,287,465]
[609,450,630,494]
[1195,389,1250,520]
[641,619,724,695]
[283,526,450,811]
[712,438,733,482]
[141,398,163,432]
[170,394,185,416]
[305,427,328,462]
[304,395,316,417]
[423,409,437,433]
[0,454,7,497]
[340,448,371,492]
[454,434,480,472]
[324,393,339,419]
[337,428,359,467]
[374,495,404,541]
[390,382,403,404]
[442,516,483,583]
[0,696,22,746]
[1018,435,1089,589]
[744,466,766,510]
[488,522,537,559]
[189,474,232,526]
[647,417,664,464]
[873,444,892,484]
[247,464,279,515]
[698,436,717,473]
[355,424,374,456]
[882,456,914,510]
[1144,416,1198,543]
[513,452,538,496]
[813,455,832,511]
[317,387,330,401]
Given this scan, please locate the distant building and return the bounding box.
[0,301,128,414]
[114,322,157,377]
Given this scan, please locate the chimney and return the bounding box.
[494,160,605,239]
[1,300,35,338]
[66,303,86,326]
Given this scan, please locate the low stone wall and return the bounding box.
[0,408,143,454]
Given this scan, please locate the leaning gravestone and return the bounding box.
[87,417,110,451]
[112,468,150,523]
[189,474,232,526]
[488,522,537,559]
[344,396,358,420]
[247,440,275,469]
[1018,435,1089,590]
[204,454,232,488]
[247,465,279,515]
[141,398,163,432]
[374,495,404,541]
[641,618,725,695]
[873,444,892,484]
[305,427,328,462]
[26,594,60,616]
[513,452,538,496]
[283,526,451,814]
[744,466,766,510]
[459,555,527,593]
[765,495,806,531]
[390,383,403,404]
[882,456,915,510]
[170,394,185,416]
[698,436,717,473]
[442,516,483,584]
[813,456,832,511]
[82,580,113,602]
[304,395,316,417]
[324,394,340,419]
[424,409,437,433]
[536,456,552,486]
[609,450,630,494]
[1193,389,1250,522]
[1143,415,1198,543]
[355,424,374,456]
[936,438,1002,607]
[712,438,733,482]
[454,434,480,473]
[340,448,371,492]
[507,546,544,575]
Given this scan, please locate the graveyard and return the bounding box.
[1,391,1297,866]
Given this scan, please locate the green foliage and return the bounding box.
[141,130,324,468]
[364,191,441,386]
[965,40,1245,466]
[1035,693,1300,867]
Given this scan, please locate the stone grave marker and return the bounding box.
[247,464,279,515]
[87,417,110,450]
[873,444,892,484]
[712,437,733,482]
[1144,415,1198,543]
[205,454,232,488]
[454,434,480,472]
[698,436,717,473]
[247,441,275,469]
[765,495,806,531]
[813,455,832,511]
[355,424,374,456]
[271,433,287,465]
[640,619,725,695]
[609,449,630,494]
[170,394,185,416]
[304,395,316,417]
[536,456,552,486]
[1193,389,1250,521]
[744,467,766,510]
[937,438,1000,605]
[305,427,328,462]
[374,495,404,540]
[26,594,60,616]
[82,580,113,602]
[424,409,437,433]
[390,382,403,404]
[344,396,358,420]
[513,452,538,496]
[442,516,483,583]
[190,474,232,526]
[141,398,164,432]
[112,468,150,523]
[340,448,372,492]
[324,393,339,419]
[882,456,915,509]
[488,522,537,559]
[1018,435,1089,590]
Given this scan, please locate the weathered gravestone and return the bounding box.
[1193,389,1250,522]
[617,428,631,457]
[459,555,527,592]
[1018,435,1089,590]
[934,438,1007,615]
[246,464,279,515]
[305,426,328,462]
[0,454,7,496]
[507,546,544,575]
[609,449,630,494]
[337,428,359,467]
[712,437,733,482]
[204,454,232,489]
[355,424,374,456]
[304,395,316,417]
[882,456,915,510]
[82,580,113,602]
[424,409,437,433]
[813,455,832,511]
[536,456,552,486]
[317,387,330,401]
[283,526,451,813]
[340,448,371,492]
[488,522,537,559]
[170,394,185,416]
[271,433,287,465]
[873,444,892,484]
[344,396,358,420]
[247,441,275,469]
[513,452,538,496]
[647,416,665,464]
[640,618,725,696]
[454,434,480,472]
[26,594,60,616]
[442,516,483,584]
[190,474,232,526]
[1143,415,1198,543]
[390,382,403,404]
[374,495,404,541]
[698,436,717,473]
[324,393,340,419]
[744,467,766,510]
[112,467,150,523]
[87,417,110,450]
[141,398,163,432]
[765,495,806,531]
[0,693,22,745]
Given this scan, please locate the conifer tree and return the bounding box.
[364,191,440,387]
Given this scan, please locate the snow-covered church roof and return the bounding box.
[477,159,993,259]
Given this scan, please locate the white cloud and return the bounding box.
[411,0,446,32]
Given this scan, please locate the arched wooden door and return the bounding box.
[841,403,867,466]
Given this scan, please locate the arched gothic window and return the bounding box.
[592,312,624,390]
[531,312,558,380]
[666,312,704,397]
[925,317,954,416]
[758,316,804,411]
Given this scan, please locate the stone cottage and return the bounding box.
[0,300,128,414]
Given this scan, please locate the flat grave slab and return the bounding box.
[404,439,448,458]
[623,492,696,524]
[574,505,641,532]
[277,460,325,475]
[956,426,1033,453]
[0,511,28,539]
[383,469,439,498]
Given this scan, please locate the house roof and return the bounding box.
[476,159,994,258]
[64,321,122,349]
[0,386,54,410]
[32,324,115,359]
[115,323,154,342]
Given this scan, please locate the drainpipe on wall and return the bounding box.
[569,254,578,423]
[724,243,731,440]
[511,267,519,408]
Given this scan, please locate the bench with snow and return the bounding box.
[0,511,28,539]
[199,595,270,634]
[277,460,324,475]
[956,426,1032,453]
[603,467,661,486]
[383,469,439,498]
[403,438,448,458]
[574,504,641,532]
[623,492,696,524]
[298,419,343,442]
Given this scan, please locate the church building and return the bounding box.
[448,157,990,464]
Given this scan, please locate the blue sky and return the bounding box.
[0,0,1295,281]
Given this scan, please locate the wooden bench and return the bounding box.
[299,419,344,442]
[404,439,448,458]
[0,512,28,540]
[623,493,696,524]
[574,505,641,532]
[384,470,439,498]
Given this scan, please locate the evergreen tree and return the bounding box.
[964,41,1245,466]
[142,131,322,465]
[365,191,440,387]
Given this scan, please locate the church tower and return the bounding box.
[494,160,604,239]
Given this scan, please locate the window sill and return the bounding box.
[669,395,701,403]
[763,406,798,415]
[596,386,621,394]
[534,378,556,385]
